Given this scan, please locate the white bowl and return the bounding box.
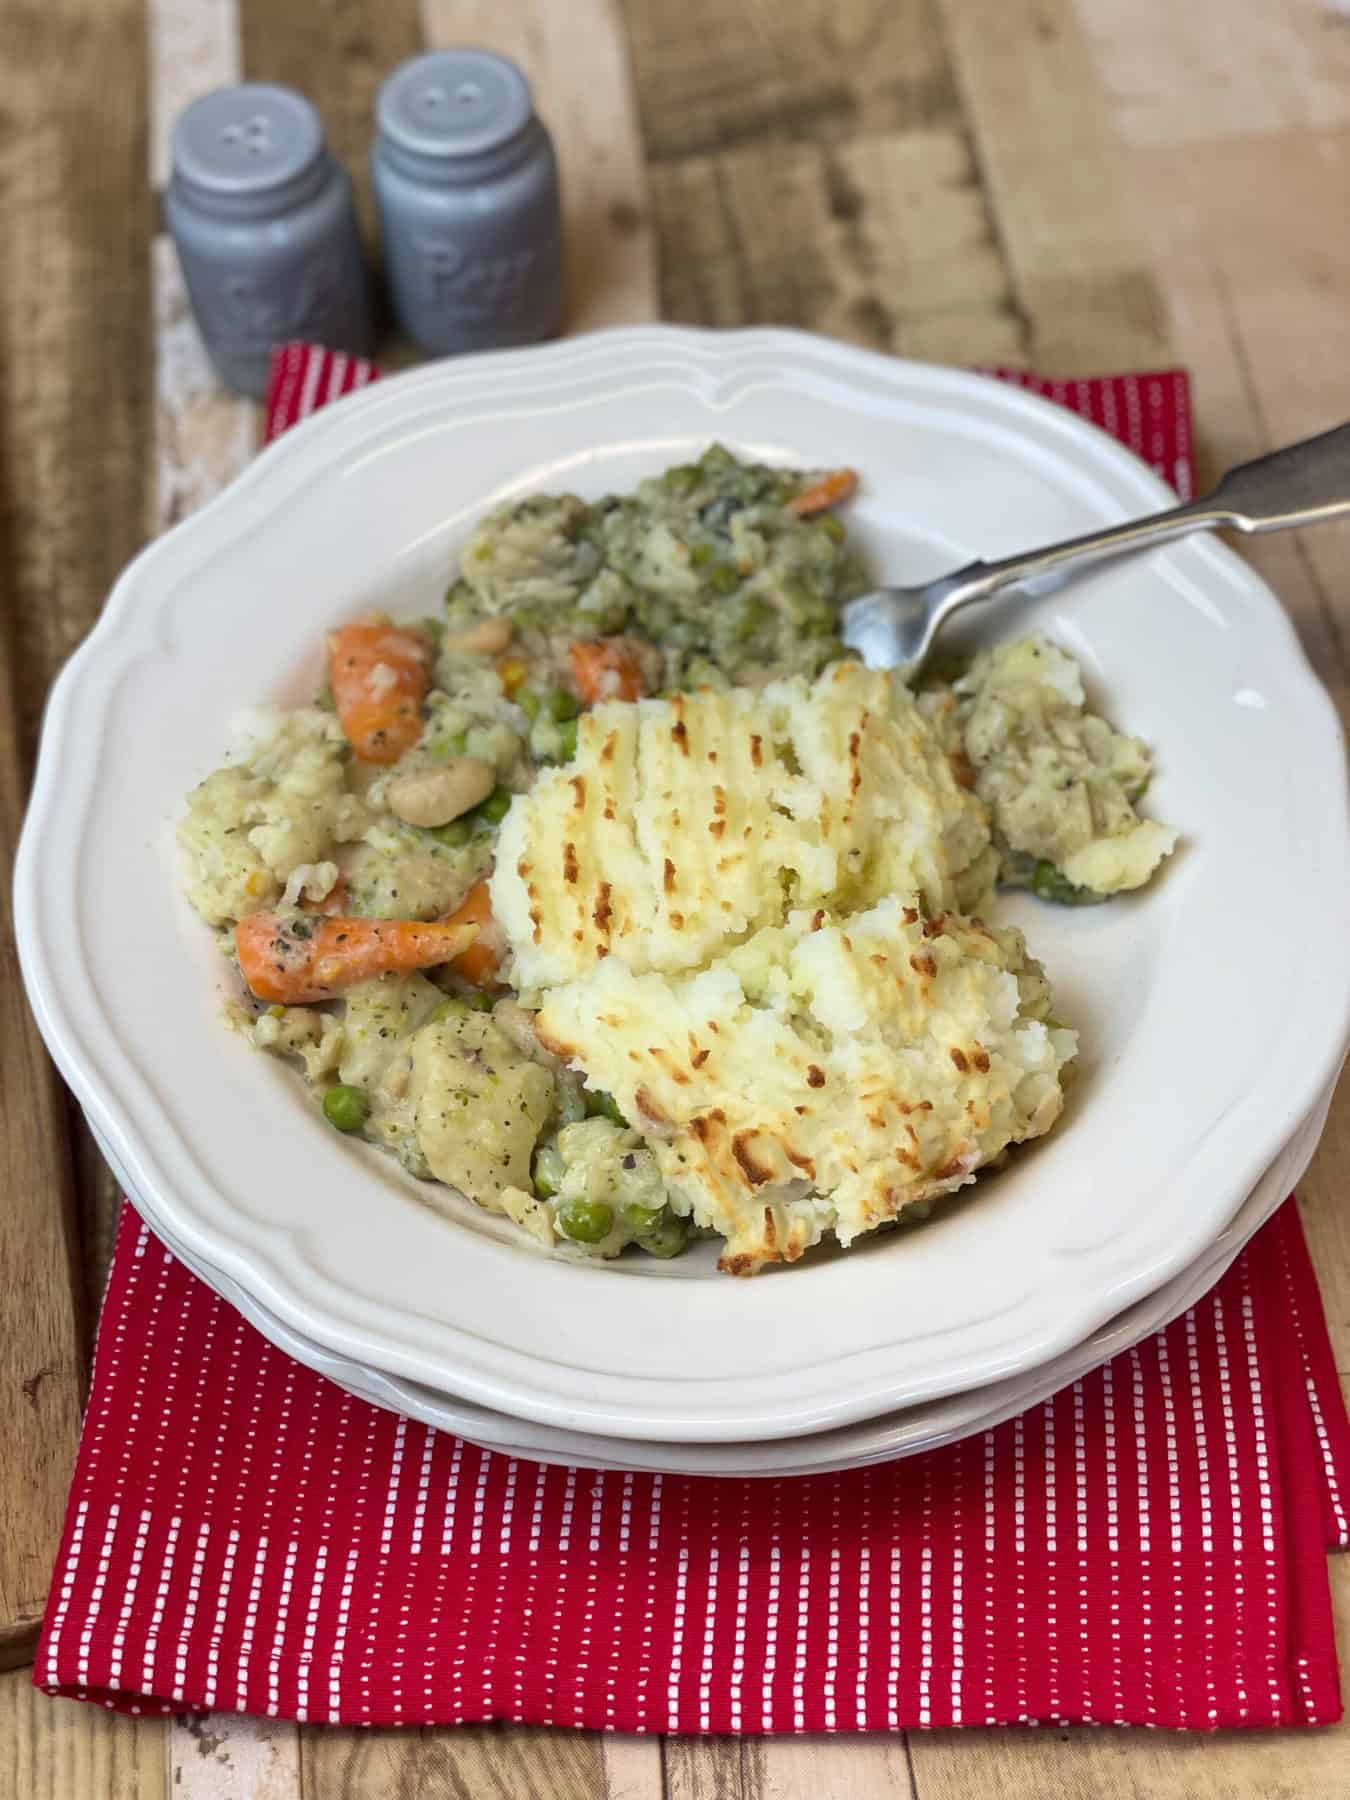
[89,1071,1335,1477]
[15,325,1350,1442]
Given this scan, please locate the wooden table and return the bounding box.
[4,2,1350,1794]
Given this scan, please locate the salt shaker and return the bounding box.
[372,50,564,356]
[165,85,373,398]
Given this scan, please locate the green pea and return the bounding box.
[476,786,513,826]
[635,1209,689,1259]
[819,513,846,544]
[733,599,772,643]
[546,688,580,722]
[558,1198,615,1243]
[430,819,472,848]
[433,991,493,1019]
[708,564,741,596]
[689,541,714,568]
[585,1089,627,1126]
[518,690,542,723]
[323,1085,369,1133]
[532,1145,566,1200]
[555,719,579,762]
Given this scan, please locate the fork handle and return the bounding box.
[1205,420,1350,528]
[942,419,1350,609]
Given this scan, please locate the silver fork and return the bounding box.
[840,421,1350,673]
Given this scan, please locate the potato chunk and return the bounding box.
[408,1011,555,1208]
[493,662,996,992]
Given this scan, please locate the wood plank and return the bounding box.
[664,1734,927,1800]
[151,237,259,534]
[762,1738,917,1799]
[0,396,86,1672]
[0,0,156,1674]
[293,1718,657,1800]
[1126,127,1350,713]
[148,0,242,191]
[0,10,155,766]
[0,1667,165,1800]
[1076,0,1350,148]
[600,1735,665,1800]
[1115,131,1350,719]
[665,1735,918,1799]
[647,128,1023,364]
[300,1722,609,1798]
[663,1736,763,1800]
[148,4,259,561]
[935,0,1171,373]
[421,0,658,330]
[168,1713,304,1800]
[616,0,958,160]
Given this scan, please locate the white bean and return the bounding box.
[387,758,496,828]
[445,616,514,657]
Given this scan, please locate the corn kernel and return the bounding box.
[497,656,529,697]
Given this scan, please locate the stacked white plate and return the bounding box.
[16,327,1350,1477]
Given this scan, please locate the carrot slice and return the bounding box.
[568,639,647,707]
[236,912,477,1004]
[441,878,507,990]
[788,467,859,517]
[328,617,431,764]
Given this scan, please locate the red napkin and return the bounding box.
[36,344,1348,1731]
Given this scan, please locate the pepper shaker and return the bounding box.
[165,84,373,398]
[372,49,564,357]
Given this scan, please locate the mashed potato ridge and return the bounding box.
[537,895,1076,1273]
[493,662,998,992]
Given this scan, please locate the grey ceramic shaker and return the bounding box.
[165,85,373,398]
[372,50,564,356]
